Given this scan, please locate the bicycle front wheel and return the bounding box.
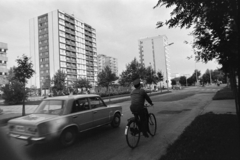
[125,120,140,149]
[148,113,157,136]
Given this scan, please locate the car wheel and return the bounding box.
[60,128,77,147]
[111,113,121,128]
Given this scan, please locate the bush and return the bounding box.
[1,81,27,105]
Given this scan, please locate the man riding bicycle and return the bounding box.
[130,79,153,137]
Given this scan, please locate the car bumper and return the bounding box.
[9,133,45,144]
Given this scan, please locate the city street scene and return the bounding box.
[0,0,239,160]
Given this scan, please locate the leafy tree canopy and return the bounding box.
[52,69,67,92]
[98,66,118,92]
[118,58,146,86]
[14,54,35,84]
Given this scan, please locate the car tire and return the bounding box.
[111,113,121,128]
[60,128,77,147]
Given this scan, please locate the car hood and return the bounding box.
[8,114,59,126]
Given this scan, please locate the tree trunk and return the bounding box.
[22,83,26,116]
[229,68,240,143]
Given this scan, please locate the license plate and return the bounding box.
[124,126,128,135]
[16,125,25,132]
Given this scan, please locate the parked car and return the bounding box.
[8,94,122,147]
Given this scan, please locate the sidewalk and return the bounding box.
[0,90,169,126]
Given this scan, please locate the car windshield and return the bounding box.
[34,100,65,115]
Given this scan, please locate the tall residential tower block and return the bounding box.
[97,54,118,76]
[29,10,98,90]
[139,35,172,88]
[0,42,8,85]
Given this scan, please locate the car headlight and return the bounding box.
[9,125,15,131]
[27,127,38,134]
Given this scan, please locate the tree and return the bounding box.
[73,78,92,94]
[156,70,164,92]
[14,55,35,116]
[179,76,187,86]
[98,66,118,94]
[145,66,156,85]
[118,58,146,86]
[1,67,26,104]
[190,69,201,85]
[52,69,67,96]
[154,0,239,138]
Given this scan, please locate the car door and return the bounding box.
[89,96,110,127]
[71,98,93,131]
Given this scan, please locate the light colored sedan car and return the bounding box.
[8,94,122,147]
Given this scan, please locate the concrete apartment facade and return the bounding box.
[29,10,98,91]
[97,54,118,76]
[0,42,8,85]
[139,35,172,89]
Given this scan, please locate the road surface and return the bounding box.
[0,85,222,160]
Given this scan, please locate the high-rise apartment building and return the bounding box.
[0,42,8,85]
[97,54,118,76]
[29,9,98,90]
[139,35,172,88]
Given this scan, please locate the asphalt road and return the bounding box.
[0,85,222,160]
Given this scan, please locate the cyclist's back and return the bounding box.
[130,88,151,112]
[130,79,153,137]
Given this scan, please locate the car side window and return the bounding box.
[71,98,89,113]
[89,97,106,109]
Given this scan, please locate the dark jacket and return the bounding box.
[130,88,153,113]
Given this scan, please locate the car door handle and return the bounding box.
[72,116,78,118]
[93,111,98,114]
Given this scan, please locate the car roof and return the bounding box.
[44,94,100,101]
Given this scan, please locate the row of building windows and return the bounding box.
[38,16,47,22]
[39,34,48,39]
[0,49,7,52]
[40,51,48,56]
[40,69,49,74]
[39,22,48,27]
[40,58,49,62]
[0,72,7,75]
[40,46,48,50]
[40,64,49,68]
[39,39,48,45]
[39,28,48,33]
[0,60,7,64]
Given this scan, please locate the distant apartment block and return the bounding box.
[139,35,172,88]
[29,9,98,90]
[0,42,8,85]
[97,54,118,76]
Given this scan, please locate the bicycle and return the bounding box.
[125,104,157,149]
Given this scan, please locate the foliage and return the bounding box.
[179,76,187,86]
[145,66,157,85]
[73,78,92,93]
[98,66,118,93]
[171,79,177,85]
[201,69,225,84]
[118,58,146,86]
[1,81,26,104]
[14,55,35,84]
[154,0,239,127]
[52,69,67,94]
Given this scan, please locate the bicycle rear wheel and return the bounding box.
[125,120,140,149]
[148,113,157,136]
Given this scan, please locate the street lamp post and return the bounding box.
[164,42,174,91]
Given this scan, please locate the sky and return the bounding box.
[0,0,221,78]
